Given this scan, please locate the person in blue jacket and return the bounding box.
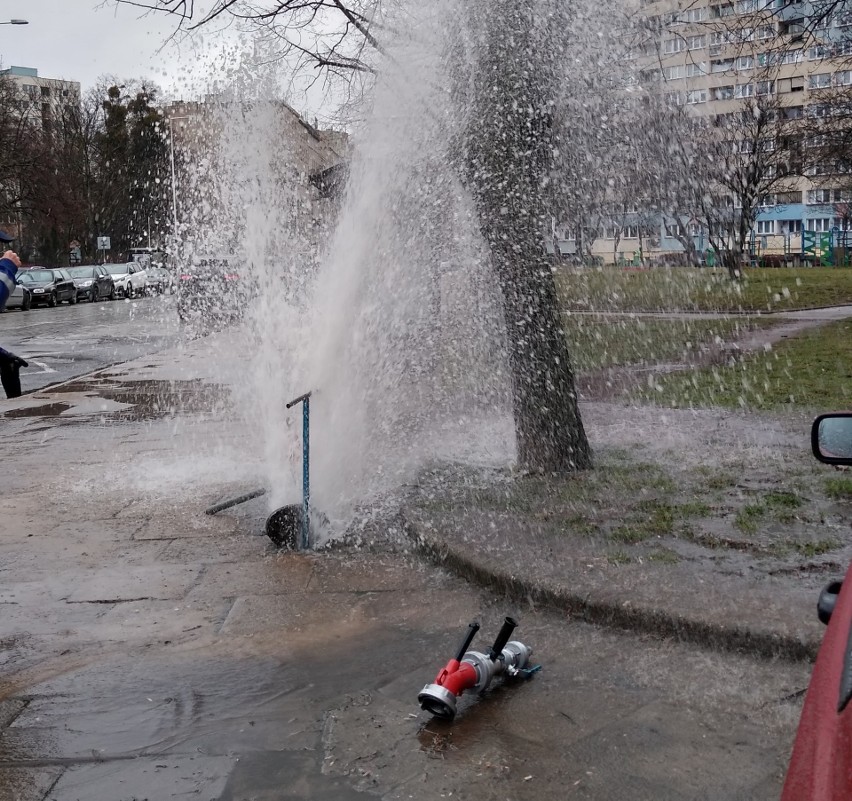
[0,231,28,398]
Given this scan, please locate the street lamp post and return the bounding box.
[166,116,191,234]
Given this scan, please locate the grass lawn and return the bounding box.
[564,314,776,372]
[638,318,852,411]
[557,265,852,313]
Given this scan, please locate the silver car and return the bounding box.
[4,280,31,311]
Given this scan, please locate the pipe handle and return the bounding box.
[454,621,480,662]
[488,616,518,661]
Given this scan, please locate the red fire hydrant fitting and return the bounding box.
[418,617,536,720]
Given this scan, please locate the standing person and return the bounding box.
[0,233,29,398]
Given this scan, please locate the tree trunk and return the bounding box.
[722,248,742,281]
[461,0,592,473]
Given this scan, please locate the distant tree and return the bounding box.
[93,83,170,256]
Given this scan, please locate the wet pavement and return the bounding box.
[0,294,178,393]
[0,330,831,800]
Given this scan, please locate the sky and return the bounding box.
[0,1,199,92]
[0,1,346,121]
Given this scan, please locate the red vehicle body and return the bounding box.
[781,412,852,800]
[781,562,852,800]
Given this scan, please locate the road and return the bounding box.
[0,293,179,393]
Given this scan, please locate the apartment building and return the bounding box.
[582,1,852,264]
[0,66,81,132]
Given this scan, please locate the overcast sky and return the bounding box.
[1,1,346,122]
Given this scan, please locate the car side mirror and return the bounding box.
[812,413,852,465]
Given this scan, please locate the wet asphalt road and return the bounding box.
[0,294,179,394]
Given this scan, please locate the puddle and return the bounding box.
[3,403,71,418]
[11,379,229,424]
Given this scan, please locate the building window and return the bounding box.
[756,220,776,234]
[835,70,852,86]
[713,2,735,17]
[756,80,775,95]
[735,82,754,98]
[686,89,707,104]
[760,194,777,207]
[786,220,803,233]
[682,7,707,22]
[688,35,706,50]
[40,86,50,98]
[808,73,831,89]
[686,62,707,77]
[737,56,754,70]
[713,85,735,100]
[664,37,686,54]
[756,24,775,40]
[711,58,735,73]
[806,103,831,118]
[22,84,37,98]
[624,226,639,239]
[664,65,685,80]
[806,218,832,232]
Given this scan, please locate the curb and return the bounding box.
[402,517,820,664]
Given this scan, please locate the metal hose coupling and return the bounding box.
[418,617,540,720]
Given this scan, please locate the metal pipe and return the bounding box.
[301,395,310,549]
[488,616,517,661]
[454,621,480,662]
[205,488,266,516]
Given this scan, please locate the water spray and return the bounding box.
[418,617,540,720]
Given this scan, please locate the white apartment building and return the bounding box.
[577,1,852,264]
[0,66,81,132]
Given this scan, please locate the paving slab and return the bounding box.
[63,565,201,603]
[47,755,234,801]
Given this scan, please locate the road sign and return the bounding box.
[97,236,111,250]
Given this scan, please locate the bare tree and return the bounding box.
[691,91,795,278]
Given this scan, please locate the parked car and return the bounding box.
[104,262,147,298]
[176,259,252,326]
[18,268,77,307]
[4,280,31,311]
[146,266,175,295]
[781,411,852,800]
[67,265,115,302]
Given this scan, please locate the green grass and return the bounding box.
[557,266,852,313]
[647,547,681,564]
[764,490,804,509]
[563,315,775,372]
[607,549,632,565]
[792,539,842,558]
[735,504,765,535]
[639,319,852,411]
[825,476,852,499]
